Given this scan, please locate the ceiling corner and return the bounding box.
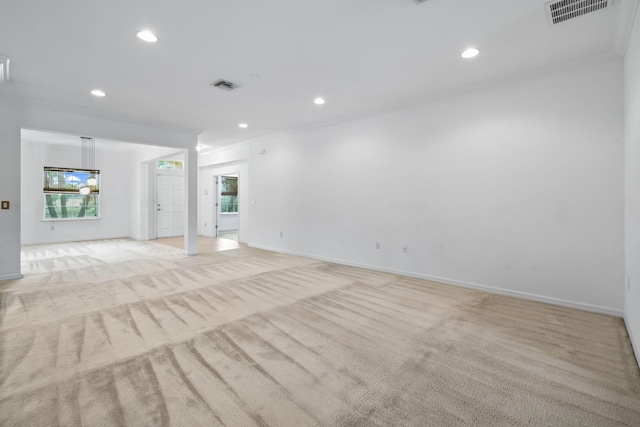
[612,0,640,55]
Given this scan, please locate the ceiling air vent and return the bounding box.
[211,79,240,91]
[545,0,612,25]
[0,55,9,85]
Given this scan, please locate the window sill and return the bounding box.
[41,217,101,222]
[220,212,238,215]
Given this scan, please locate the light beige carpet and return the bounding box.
[1,239,639,426]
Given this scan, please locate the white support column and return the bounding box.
[184,145,198,255]
[0,99,23,280]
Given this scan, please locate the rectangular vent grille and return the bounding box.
[211,79,240,91]
[546,0,611,25]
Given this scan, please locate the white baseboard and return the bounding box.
[22,235,131,246]
[624,314,640,369]
[248,243,623,318]
[0,273,24,281]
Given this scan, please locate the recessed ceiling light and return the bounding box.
[461,48,479,59]
[314,97,326,105]
[91,89,106,97]
[238,123,248,128]
[137,30,158,43]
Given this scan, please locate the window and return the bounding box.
[43,167,100,219]
[157,160,183,170]
[220,176,238,213]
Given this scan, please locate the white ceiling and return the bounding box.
[0,0,635,151]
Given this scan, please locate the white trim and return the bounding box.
[198,142,249,157]
[0,273,23,281]
[225,51,621,148]
[10,96,199,134]
[248,243,624,318]
[41,217,101,222]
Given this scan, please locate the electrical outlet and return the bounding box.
[375,242,380,249]
[280,231,283,237]
[51,224,55,231]
[402,245,408,253]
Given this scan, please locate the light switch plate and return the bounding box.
[1,201,9,209]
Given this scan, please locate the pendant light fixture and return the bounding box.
[79,136,96,194]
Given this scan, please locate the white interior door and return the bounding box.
[156,174,184,238]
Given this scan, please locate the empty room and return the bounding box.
[1,0,640,425]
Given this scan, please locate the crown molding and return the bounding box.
[228,50,622,149]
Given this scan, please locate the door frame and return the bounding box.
[156,169,185,238]
[141,153,186,241]
[214,173,239,241]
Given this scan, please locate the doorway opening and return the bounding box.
[215,174,238,241]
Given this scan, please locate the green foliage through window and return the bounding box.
[220,176,238,213]
[44,194,99,219]
[157,160,183,170]
[220,196,238,213]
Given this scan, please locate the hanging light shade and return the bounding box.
[79,136,97,193]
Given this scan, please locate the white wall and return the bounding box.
[21,139,135,244]
[624,6,640,366]
[247,60,624,315]
[218,214,239,232]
